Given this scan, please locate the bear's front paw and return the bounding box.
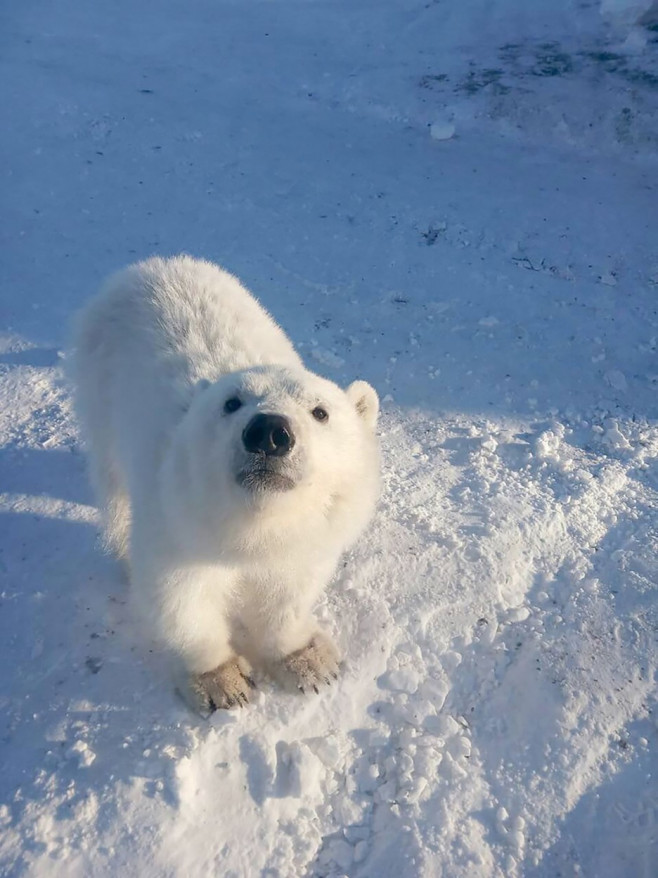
[188,656,255,713]
[280,632,341,694]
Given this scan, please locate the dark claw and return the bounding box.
[225,696,236,708]
[244,675,257,690]
[323,676,332,686]
[208,697,218,712]
[331,672,339,680]
[312,684,319,694]
[298,685,305,694]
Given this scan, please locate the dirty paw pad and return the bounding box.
[282,633,341,694]
[190,656,255,712]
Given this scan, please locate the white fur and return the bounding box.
[72,255,380,709]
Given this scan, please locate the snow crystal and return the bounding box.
[599,271,618,286]
[66,740,96,768]
[604,369,629,391]
[603,419,633,450]
[430,121,456,141]
[310,347,345,369]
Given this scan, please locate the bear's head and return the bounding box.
[165,365,380,558]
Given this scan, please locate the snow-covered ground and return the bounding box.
[1,1,657,875]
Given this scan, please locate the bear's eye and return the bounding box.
[223,397,242,414]
[311,406,329,423]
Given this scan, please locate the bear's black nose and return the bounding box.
[242,414,295,457]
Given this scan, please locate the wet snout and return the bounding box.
[242,413,295,457]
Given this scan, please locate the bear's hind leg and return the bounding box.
[89,454,131,563]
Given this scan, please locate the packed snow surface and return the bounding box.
[1,0,657,876]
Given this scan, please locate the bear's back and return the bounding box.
[98,255,303,385]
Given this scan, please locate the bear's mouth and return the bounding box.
[236,466,296,493]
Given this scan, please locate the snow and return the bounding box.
[429,121,456,142]
[1,0,657,876]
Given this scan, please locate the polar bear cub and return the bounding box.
[72,255,380,712]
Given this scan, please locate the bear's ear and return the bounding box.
[346,380,379,430]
